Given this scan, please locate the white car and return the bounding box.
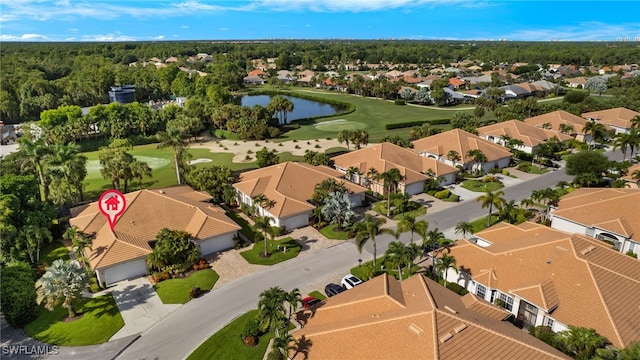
[341,274,364,289]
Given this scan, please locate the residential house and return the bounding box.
[622,163,640,188]
[69,186,240,287]
[503,84,532,99]
[444,221,640,347]
[411,129,512,173]
[549,188,640,255]
[566,77,587,88]
[385,70,404,79]
[443,87,466,103]
[531,79,560,93]
[233,162,366,230]
[248,69,268,79]
[332,142,459,195]
[524,110,593,142]
[461,74,492,85]
[291,273,570,360]
[477,120,572,154]
[448,77,465,89]
[243,75,265,85]
[582,107,640,134]
[165,56,179,63]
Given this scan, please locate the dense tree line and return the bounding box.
[3,40,640,123]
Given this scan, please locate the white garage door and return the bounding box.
[104,259,148,286]
[283,214,309,230]
[199,233,235,256]
[405,182,424,196]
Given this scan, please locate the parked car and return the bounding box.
[302,296,321,309]
[324,283,346,297]
[341,274,364,289]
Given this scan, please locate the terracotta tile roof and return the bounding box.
[478,120,573,147]
[69,186,240,270]
[234,162,367,218]
[582,107,640,129]
[622,163,640,184]
[332,142,459,185]
[524,110,590,133]
[449,223,640,347]
[411,129,512,163]
[292,274,569,359]
[553,188,640,242]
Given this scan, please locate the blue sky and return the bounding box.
[1,0,639,42]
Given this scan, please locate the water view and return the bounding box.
[236,95,347,122]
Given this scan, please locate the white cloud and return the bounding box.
[180,25,189,29]
[252,0,463,12]
[0,33,48,40]
[153,35,165,40]
[81,34,137,42]
[219,27,229,31]
[506,22,640,41]
[65,37,76,41]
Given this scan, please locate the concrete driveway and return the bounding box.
[107,278,181,340]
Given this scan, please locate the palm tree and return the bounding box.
[272,332,295,359]
[447,150,461,164]
[284,288,302,324]
[36,259,89,319]
[385,241,410,281]
[131,160,152,190]
[337,129,352,150]
[433,254,458,287]
[20,225,53,264]
[476,189,505,228]
[352,214,392,268]
[631,115,640,129]
[558,123,575,135]
[422,228,446,253]
[454,221,473,239]
[254,216,273,258]
[531,188,559,222]
[397,214,428,244]
[583,121,608,149]
[499,199,519,224]
[257,287,287,337]
[251,193,273,217]
[345,166,361,184]
[377,168,404,217]
[63,226,93,268]
[556,326,609,360]
[48,142,86,203]
[20,138,52,201]
[466,149,487,175]
[157,127,189,185]
[365,167,379,191]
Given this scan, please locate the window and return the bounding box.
[476,284,487,300]
[543,316,555,328]
[498,292,514,311]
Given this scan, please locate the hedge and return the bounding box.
[384,119,450,130]
[0,262,39,326]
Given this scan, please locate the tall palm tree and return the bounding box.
[257,287,287,337]
[583,121,608,150]
[48,142,86,203]
[252,193,274,217]
[385,241,410,281]
[157,128,189,185]
[377,168,404,217]
[20,138,52,202]
[447,150,461,164]
[476,189,505,228]
[531,188,559,222]
[284,288,302,324]
[433,254,458,287]
[272,333,295,360]
[345,166,361,184]
[454,221,473,239]
[20,225,53,264]
[254,216,273,258]
[352,214,392,268]
[365,167,379,191]
[36,259,89,319]
[499,200,519,224]
[422,228,446,253]
[397,214,428,244]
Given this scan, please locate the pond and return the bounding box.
[236,95,347,124]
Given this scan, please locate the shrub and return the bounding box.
[394,99,406,105]
[326,137,332,140]
[518,162,532,172]
[481,175,500,183]
[626,251,638,258]
[278,143,283,147]
[242,317,261,338]
[501,169,510,176]
[295,145,300,149]
[189,286,203,299]
[247,150,253,154]
[314,144,321,148]
[0,262,38,326]
[446,282,468,295]
[245,155,252,160]
[434,189,451,199]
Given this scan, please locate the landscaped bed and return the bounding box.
[461,179,504,192]
[319,224,352,240]
[240,237,302,265]
[186,310,280,360]
[24,294,124,346]
[154,269,220,304]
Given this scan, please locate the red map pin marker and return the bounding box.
[98,190,127,231]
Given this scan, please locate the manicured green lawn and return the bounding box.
[308,291,327,301]
[186,310,278,360]
[319,224,351,240]
[154,269,220,304]
[469,214,501,233]
[240,237,302,265]
[40,240,69,265]
[461,180,504,192]
[225,210,259,242]
[392,206,426,220]
[524,166,549,175]
[350,255,419,282]
[272,89,466,142]
[24,294,124,346]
